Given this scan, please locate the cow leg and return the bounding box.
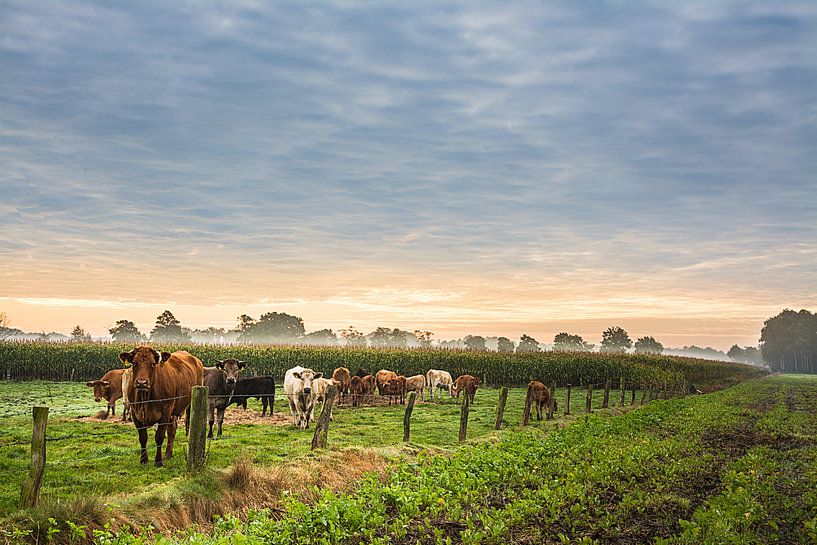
[166,419,178,460]
[154,422,167,467]
[261,397,268,417]
[184,406,191,437]
[217,406,225,438]
[207,402,215,439]
[121,403,129,422]
[270,389,275,415]
[138,425,149,465]
[287,398,298,426]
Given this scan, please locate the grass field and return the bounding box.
[3,376,815,544]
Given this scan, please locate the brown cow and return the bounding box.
[86,369,126,420]
[375,369,398,395]
[451,374,480,404]
[405,374,425,401]
[382,376,407,405]
[362,374,377,403]
[349,375,365,407]
[332,367,351,401]
[528,381,558,420]
[121,346,204,466]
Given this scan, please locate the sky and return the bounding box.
[1,1,815,349]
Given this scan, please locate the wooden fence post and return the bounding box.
[187,386,208,472]
[522,385,533,426]
[565,384,571,416]
[20,406,49,509]
[602,380,611,408]
[494,387,508,430]
[585,384,593,413]
[459,391,470,442]
[403,392,417,442]
[312,385,337,450]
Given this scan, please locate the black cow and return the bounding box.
[204,358,246,438]
[233,376,276,416]
[354,368,370,378]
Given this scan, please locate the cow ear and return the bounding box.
[215,360,225,369]
[119,352,133,365]
[86,381,96,387]
[101,380,111,387]
[292,372,302,380]
[237,361,247,369]
[160,352,172,364]
[314,372,323,379]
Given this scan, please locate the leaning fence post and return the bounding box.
[403,391,417,442]
[565,384,571,416]
[494,387,509,430]
[312,385,337,450]
[585,384,593,413]
[459,390,471,442]
[20,406,49,509]
[187,386,208,471]
[522,384,533,426]
[602,380,611,408]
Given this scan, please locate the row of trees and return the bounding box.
[760,309,817,373]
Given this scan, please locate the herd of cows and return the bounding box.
[85,346,490,467]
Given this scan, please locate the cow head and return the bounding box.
[119,346,169,400]
[215,358,246,387]
[86,379,112,403]
[292,368,322,395]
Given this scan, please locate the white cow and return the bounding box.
[121,367,132,422]
[426,369,453,400]
[284,366,323,429]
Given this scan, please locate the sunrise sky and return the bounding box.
[1,1,815,349]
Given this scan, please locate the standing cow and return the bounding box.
[451,374,480,404]
[121,346,204,466]
[332,367,351,401]
[425,369,454,400]
[86,368,127,420]
[405,374,426,401]
[284,366,322,429]
[375,369,398,396]
[527,381,558,420]
[204,358,246,438]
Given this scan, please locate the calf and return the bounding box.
[527,380,558,420]
[312,377,339,420]
[233,376,276,416]
[350,375,365,407]
[425,369,453,400]
[204,358,246,438]
[86,368,126,419]
[362,375,377,403]
[451,374,480,404]
[332,367,351,401]
[382,375,407,405]
[405,374,426,401]
[284,366,322,429]
[375,369,398,395]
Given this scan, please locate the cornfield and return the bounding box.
[0,341,764,388]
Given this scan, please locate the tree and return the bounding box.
[302,329,338,346]
[600,326,632,354]
[340,326,367,348]
[517,334,542,353]
[497,336,515,353]
[234,314,255,333]
[553,332,594,352]
[464,335,487,351]
[0,311,12,339]
[150,310,191,343]
[190,327,227,343]
[634,336,663,355]
[70,325,91,342]
[760,309,817,374]
[109,320,146,343]
[238,312,305,343]
[414,330,434,348]
[367,327,411,349]
[728,345,764,365]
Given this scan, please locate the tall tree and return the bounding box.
[367,327,411,349]
[150,310,191,343]
[464,335,487,351]
[634,336,663,355]
[496,336,515,353]
[600,326,632,354]
[414,330,434,348]
[517,334,542,353]
[340,326,367,348]
[234,314,255,333]
[239,312,305,343]
[302,329,338,346]
[109,320,146,343]
[760,309,817,374]
[553,332,593,352]
[70,325,90,341]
